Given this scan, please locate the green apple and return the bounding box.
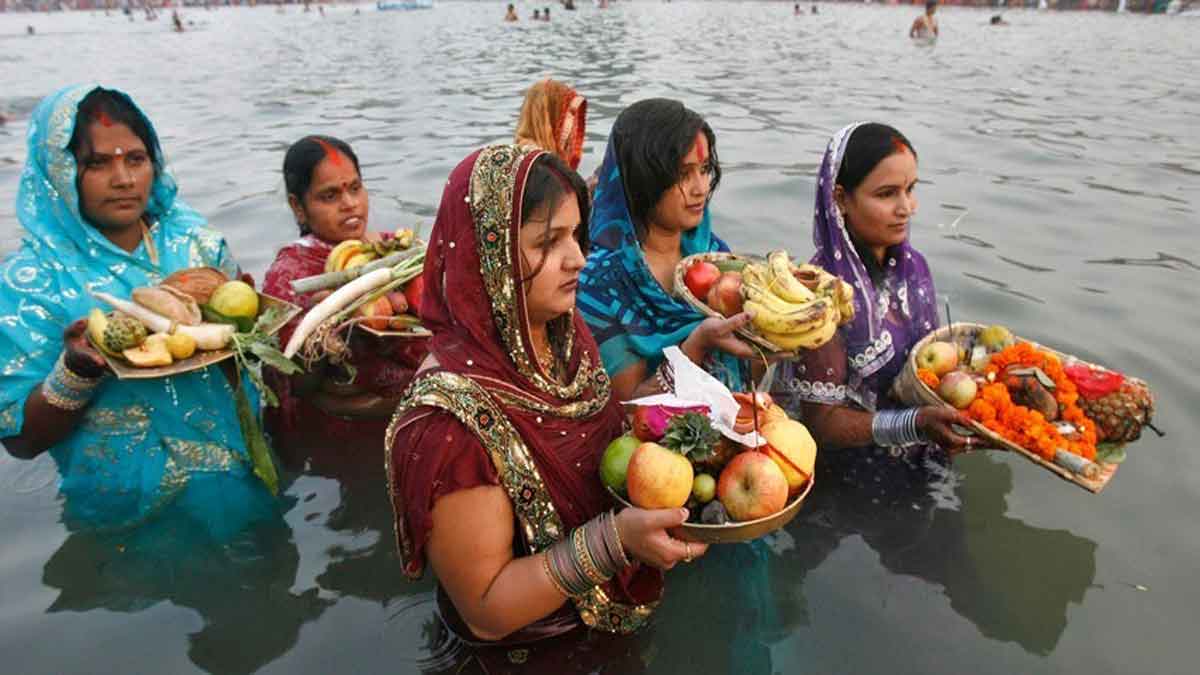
[600,434,640,493]
[692,473,716,503]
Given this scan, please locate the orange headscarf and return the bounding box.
[514,79,587,171]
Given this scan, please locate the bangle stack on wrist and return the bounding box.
[543,510,631,597]
[653,360,674,393]
[41,353,103,411]
[871,408,926,447]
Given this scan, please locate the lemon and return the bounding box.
[165,332,197,360]
[208,281,259,319]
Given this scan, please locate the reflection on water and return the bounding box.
[1,4,1198,674]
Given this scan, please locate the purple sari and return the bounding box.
[773,123,940,416]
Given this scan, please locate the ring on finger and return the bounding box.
[683,542,693,563]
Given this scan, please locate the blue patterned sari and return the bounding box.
[577,136,745,391]
[0,85,276,539]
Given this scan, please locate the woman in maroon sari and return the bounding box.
[387,144,704,661]
[263,135,425,450]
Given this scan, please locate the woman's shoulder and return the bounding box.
[0,245,68,309]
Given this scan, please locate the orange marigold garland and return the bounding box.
[917,368,940,390]
[965,343,1098,462]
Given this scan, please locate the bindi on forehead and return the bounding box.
[94,111,114,127]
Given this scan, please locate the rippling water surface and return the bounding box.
[2,4,1198,674]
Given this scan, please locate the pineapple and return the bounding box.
[1079,378,1155,443]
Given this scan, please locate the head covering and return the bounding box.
[0,84,273,536]
[514,79,587,171]
[577,114,744,390]
[387,145,660,635]
[810,123,939,409]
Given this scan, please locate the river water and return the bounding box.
[1,4,1197,674]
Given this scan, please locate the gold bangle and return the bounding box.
[541,551,570,598]
[41,381,89,411]
[607,510,632,568]
[573,526,608,586]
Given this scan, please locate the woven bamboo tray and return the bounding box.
[97,293,301,380]
[893,322,1122,493]
[673,252,793,354]
[608,476,813,544]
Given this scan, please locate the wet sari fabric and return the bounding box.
[0,84,274,537]
[386,145,662,643]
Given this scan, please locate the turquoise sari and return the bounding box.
[577,135,746,391]
[0,84,276,539]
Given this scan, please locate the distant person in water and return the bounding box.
[910,1,939,40]
[543,6,551,20]
[990,14,1008,26]
[794,3,800,15]
[533,8,541,19]
[26,25,35,35]
[172,10,184,32]
[505,3,518,21]
[812,4,818,14]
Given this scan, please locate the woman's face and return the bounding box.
[75,121,154,231]
[290,152,368,242]
[836,148,919,258]
[650,132,712,234]
[519,192,586,326]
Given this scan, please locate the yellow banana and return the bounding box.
[835,279,855,325]
[760,313,839,351]
[342,251,377,270]
[740,263,772,292]
[746,298,831,335]
[766,250,816,303]
[742,283,822,316]
[326,240,363,273]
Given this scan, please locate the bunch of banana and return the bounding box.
[324,228,420,273]
[739,250,856,351]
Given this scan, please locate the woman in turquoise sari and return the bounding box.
[0,85,277,540]
[578,98,756,402]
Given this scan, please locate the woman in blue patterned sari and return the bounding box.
[578,99,756,401]
[0,85,277,540]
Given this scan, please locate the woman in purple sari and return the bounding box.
[772,123,973,491]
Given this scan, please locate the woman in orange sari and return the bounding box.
[514,79,587,172]
[387,145,703,663]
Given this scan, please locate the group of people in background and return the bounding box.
[1,76,975,657]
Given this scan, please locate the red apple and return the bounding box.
[626,442,694,510]
[683,260,721,301]
[705,271,744,318]
[716,451,789,521]
[357,296,394,330]
[916,340,959,377]
[404,274,425,318]
[938,370,978,409]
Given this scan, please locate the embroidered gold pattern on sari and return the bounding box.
[387,371,657,634]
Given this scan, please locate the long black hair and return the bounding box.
[283,135,361,234]
[68,88,159,176]
[835,123,917,285]
[519,151,590,283]
[611,98,720,241]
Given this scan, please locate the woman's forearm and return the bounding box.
[803,401,875,451]
[457,553,571,642]
[2,386,89,459]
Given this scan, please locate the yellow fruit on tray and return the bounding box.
[342,251,377,270]
[208,280,259,320]
[325,240,363,273]
[626,442,694,509]
[123,333,173,367]
[758,418,817,496]
[165,332,197,360]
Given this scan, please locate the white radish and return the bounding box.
[92,291,235,350]
[283,267,394,358]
